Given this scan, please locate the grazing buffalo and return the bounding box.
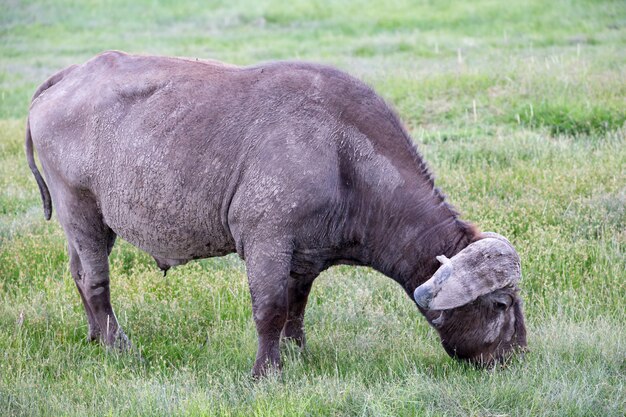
[26,51,526,377]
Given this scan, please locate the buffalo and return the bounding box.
[26,51,526,377]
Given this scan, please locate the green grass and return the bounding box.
[1,0,625,415]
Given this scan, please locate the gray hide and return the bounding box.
[26,51,526,376]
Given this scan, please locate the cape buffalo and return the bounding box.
[26,51,526,377]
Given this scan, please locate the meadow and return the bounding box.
[1,0,625,415]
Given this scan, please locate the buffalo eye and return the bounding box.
[494,300,509,311]
[488,292,513,311]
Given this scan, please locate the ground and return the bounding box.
[0,0,625,415]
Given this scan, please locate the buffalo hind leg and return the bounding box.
[54,184,129,351]
[72,228,128,350]
[69,244,100,341]
[245,240,292,378]
[281,273,315,349]
[69,231,117,342]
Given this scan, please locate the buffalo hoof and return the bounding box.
[281,334,306,351]
[87,327,101,343]
[101,328,133,353]
[281,325,306,350]
[251,361,282,380]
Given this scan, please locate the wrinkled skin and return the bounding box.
[26,51,526,377]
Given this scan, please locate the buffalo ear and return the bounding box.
[414,232,521,311]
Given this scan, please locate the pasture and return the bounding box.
[1,0,624,415]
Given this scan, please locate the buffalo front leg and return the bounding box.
[281,274,315,349]
[245,242,292,378]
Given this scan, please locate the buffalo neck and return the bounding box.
[352,185,479,297]
[330,109,479,295]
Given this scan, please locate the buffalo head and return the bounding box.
[414,232,527,366]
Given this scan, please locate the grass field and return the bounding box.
[1,0,625,415]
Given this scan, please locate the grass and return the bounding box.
[1,0,625,415]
